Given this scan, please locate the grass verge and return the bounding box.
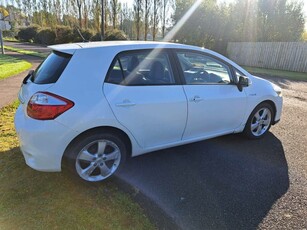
[0,102,155,230]
[4,45,48,58]
[243,66,307,82]
[3,37,19,42]
[0,54,32,80]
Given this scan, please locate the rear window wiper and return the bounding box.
[22,70,34,84]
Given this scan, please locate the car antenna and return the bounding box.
[75,26,89,42]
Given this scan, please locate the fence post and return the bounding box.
[0,29,4,55]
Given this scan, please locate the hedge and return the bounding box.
[35,29,56,45]
[104,29,128,41]
[17,26,39,42]
[15,26,128,45]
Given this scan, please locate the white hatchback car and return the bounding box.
[15,41,282,182]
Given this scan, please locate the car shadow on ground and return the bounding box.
[118,132,289,230]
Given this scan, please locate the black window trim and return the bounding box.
[232,67,246,84]
[104,48,182,86]
[170,48,238,86]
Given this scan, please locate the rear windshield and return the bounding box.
[31,51,72,84]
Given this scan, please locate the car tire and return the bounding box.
[64,131,127,182]
[244,102,274,139]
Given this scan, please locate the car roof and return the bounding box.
[48,41,251,77]
[48,41,204,54]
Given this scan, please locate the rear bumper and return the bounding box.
[14,105,78,172]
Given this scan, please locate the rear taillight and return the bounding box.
[27,92,74,120]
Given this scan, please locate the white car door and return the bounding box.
[175,51,247,139]
[104,50,187,148]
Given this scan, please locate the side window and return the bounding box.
[106,50,175,86]
[176,52,232,85]
[107,59,124,84]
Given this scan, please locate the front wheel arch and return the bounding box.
[261,100,276,122]
[246,100,276,125]
[243,101,275,139]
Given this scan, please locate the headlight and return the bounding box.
[272,83,282,97]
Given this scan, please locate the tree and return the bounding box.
[1,0,304,47]
[121,3,134,39]
[104,0,109,34]
[101,0,104,39]
[83,0,89,29]
[76,0,83,28]
[144,0,151,40]
[133,0,142,40]
[110,0,120,29]
[281,1,305,41]
[90,0,101,34]
[161,0,170,38]
[152,0,161,40]
[257,0,305,41]
[55,0,63,25]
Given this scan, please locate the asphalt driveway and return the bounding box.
[4,41,51,54]
[119,133,288,229]
[117,76,307,229]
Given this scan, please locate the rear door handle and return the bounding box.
[190,95,203,103]
[116,100,136,107]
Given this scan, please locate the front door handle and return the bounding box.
[190,95,203,103]
[116,100,136,107]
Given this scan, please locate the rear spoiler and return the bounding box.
[48,43,81,55]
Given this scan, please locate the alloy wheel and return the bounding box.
[75,139,121,182]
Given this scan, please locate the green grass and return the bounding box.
[0,54,32,80]
[243,66,307,82]
[4,45,48,58]
[0,102,155,230]
[3,37,19,42]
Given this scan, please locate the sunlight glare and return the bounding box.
[163,0,203,42]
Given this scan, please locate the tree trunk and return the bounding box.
[153,0,156,41]
[144,0,149,41]
[101,0,104,40]
[162,0,166,38]
[77,0,82,28]
[104,0,108,33]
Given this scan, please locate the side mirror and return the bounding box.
[22,70,34,84]
[237,76,250,92]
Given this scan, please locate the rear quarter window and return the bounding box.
[31,51,72,84]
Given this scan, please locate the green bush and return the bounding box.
[104,29,128,41]
[91,33,102,41]
[3,30,16,38]
[17,26,39,42]
[14,26,129,44]
[35,28,56,45]
[73,29,95,42]
[54,26,74,44]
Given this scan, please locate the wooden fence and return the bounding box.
[227,42,307,73]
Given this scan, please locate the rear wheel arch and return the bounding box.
[62,126,132,163]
